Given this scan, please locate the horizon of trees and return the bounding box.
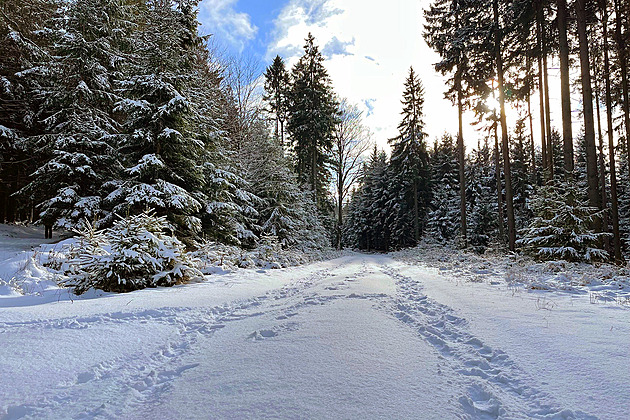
[2,0,630,264]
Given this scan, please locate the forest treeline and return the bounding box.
[0,0,339,250]
[2,0,630,264]
[346,0,630,263]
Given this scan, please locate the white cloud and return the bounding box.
[265,0,584,155]
[266,0,464,151]
[199,0,257,53]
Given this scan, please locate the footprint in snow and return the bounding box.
[248,329,278,341]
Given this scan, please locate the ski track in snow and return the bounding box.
[1,256,600,419]
[378,262,596,420]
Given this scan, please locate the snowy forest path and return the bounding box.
[0,253,616,419]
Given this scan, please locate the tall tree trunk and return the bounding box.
[457,76,467,247]
[413,178,419,243]
[311,145,317,205]
[596,88,610,253]
[337,150,343,250]
[558,0,574,178]
[536,12,548,175]
[604,2,623,263]
[494,120,505,239]
[494,0,516,251]
[542,19,554,179]
[526,51,536,176]
[337,182,343,250]
[576,0,602,225]
[615,0,630,180]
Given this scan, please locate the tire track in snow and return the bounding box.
[378,261,596,420]
[3,262,384,419]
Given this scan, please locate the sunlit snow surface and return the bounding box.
[1,228,628,419]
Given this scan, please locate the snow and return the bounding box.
[1,227,629,419]
[0,225,63,297]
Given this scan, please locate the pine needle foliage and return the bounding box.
[518,183,609,262]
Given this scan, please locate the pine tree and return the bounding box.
[345,148,391,251]
[263,55,289,147]
[518,182,608,262]
[467,139,498,252]
[388,67,430,245]
[287,33,339,209]
[424,0,495,246]
[576,0,602,223]
[106,1,226,240]
[0,0,57,223]
[18,0,135,230]
[427,134,460,242]
[65,210,202,294]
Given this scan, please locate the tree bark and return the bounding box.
[311,145,317,206]
[536,11,548,175]
[413,178,419,243]
[615,0,630,181]
[542,18,554,179]
[604,2,623,263]
[595,88,610,253]
[557,0,574,178]
[526,48,536,176]
[494,0,516,251]
[576,0,601,225]
[337,181,343,250]
[494,119,505,239]
[457,76,467,247]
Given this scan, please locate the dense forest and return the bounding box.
[347,0,630,264]
[1,0,630,266]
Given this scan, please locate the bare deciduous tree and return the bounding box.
[331,99,372,249]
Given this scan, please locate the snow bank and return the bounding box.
[0,224,345,299]
[392,238,630,304]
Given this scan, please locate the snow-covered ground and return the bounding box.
[1,232,629,419]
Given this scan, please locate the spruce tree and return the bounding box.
[18,0,134,230]
[287,33,339,209]
[388,67,430,245]
[427,134,460,242]
[107,0,226,240]
[263,55,289,147]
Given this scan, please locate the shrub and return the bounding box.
[518,183,608,263]
[64,211,201,294]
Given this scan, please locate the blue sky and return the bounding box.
[196,0,556,151]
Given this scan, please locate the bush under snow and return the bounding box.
[63,211,202,294]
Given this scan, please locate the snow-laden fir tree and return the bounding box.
[427,134,460,242]
[0,0,58,223]
[510,116,533,228]
[238,121,328,249]
[388,67,430,246]
[17,0,135,230]
[518,182,608,262]
[466,138,497,251]
[344,148,391,251]
[65,210,202,294]
[106,0,231,241]
[287,33,339,210]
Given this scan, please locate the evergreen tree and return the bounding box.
[107,1,231,241]
[287,33,339,209]
[518,182,608,262]
[388,67,430,245]
[18,0,135,230]
[0,0,57,223]
[427,134,460,242]
[263,55,289,147]
[467,139,498,251]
